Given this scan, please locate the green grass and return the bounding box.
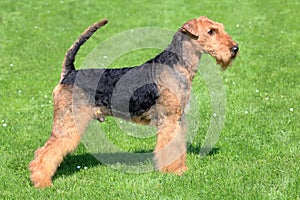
[0,0,299,199]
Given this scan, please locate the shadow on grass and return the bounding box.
[54,150,154,179]
[54,145,220,179]
[187,144,220,156]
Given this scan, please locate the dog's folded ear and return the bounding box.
[180,19,199,40]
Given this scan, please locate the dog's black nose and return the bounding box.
[231,46,239,55]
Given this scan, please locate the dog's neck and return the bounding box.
[166,32,201,81]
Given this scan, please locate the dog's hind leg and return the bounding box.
[29,85,94,188]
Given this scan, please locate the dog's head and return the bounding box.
[180,16,238,69]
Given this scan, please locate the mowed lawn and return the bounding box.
[0,0,299,199]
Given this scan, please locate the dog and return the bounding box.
[29,16,238,188]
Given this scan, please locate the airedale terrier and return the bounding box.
[29,16,238,188]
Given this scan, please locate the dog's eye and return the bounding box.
[208,29,216,35]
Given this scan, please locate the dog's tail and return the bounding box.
[60,19,108,81]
